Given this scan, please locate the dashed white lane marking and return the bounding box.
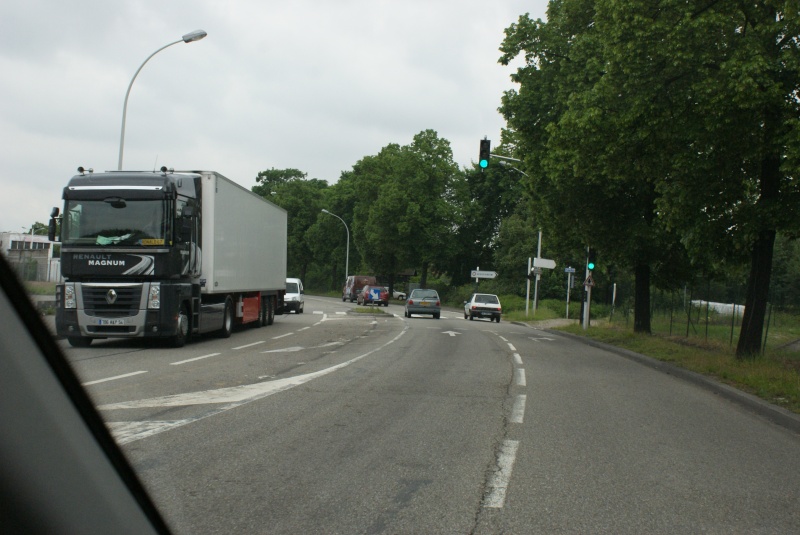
[499,336,509,342]
[272,332,294,340]
[507,343,517,352]
[232,341,265,350]
[515,368,526,387]
[102,323,409,444]
[171,353,221,366]
[513,353,522,366]
[510,394,527,424]
[262,346,304,353]
[82,370,147,386]
[484,439,520,508]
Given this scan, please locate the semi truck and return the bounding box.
[48,167,287,348]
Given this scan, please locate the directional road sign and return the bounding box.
[533,257,556,269]
[471,270,498,279]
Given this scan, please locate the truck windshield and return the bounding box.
[62,199,167,246]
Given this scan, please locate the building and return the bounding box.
[0,231,61,282]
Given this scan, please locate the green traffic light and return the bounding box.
[479,159,488,168]
[588,262,595,270]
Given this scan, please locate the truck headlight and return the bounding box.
[148,283,161,309]
[64,283,76,309]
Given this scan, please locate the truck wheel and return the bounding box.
[219,298,233,338]
[171,307,190,347]
[67,336,92,348]
[258,298,268,327]
[267,296,275,325]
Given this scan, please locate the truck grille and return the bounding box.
[82,285,142,318]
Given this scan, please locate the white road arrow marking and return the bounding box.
[442,331,462,337]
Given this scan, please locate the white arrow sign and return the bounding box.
[533,257,556,269]
[470,270,498,279]
[442,331,462,337]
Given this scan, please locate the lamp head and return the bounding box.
[182,30,207,43]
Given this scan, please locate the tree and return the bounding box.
[499,1,691,334]
[345,130,462,288]
[595,0,800,356]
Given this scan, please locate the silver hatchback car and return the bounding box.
[404,289,441,319]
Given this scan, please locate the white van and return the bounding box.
[285,278,305,313]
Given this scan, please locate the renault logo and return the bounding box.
[106,289,118,305]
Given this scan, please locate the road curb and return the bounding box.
[513,322,800,435]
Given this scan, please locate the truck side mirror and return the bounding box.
[48,207,60,242]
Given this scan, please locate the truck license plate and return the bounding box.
[98,319,125,326]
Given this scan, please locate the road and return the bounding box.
[60,296,800,534]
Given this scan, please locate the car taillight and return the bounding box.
[471,305,477,310]
[408,299,414,305]
[436,301,440,306]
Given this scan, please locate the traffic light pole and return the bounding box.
[582,245,592,330]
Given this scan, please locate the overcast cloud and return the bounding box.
[0,0,548,233]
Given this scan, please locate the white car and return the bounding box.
[391,288,406,300]
[464,293,502,322]
[285,278,305,313]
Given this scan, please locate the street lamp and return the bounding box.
[321,209,349,280]
[117,29,207,170]
[499,160,529,177]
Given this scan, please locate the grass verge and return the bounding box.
[352,306,388,314]
[553,322,800,414]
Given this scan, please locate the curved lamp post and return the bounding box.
[321,209,349,281]
[117,30,207,170]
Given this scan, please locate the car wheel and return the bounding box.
[433,312,440,319]
[469,313,474,321]
[496,316,501,323]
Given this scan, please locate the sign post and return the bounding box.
[565,267,575,319]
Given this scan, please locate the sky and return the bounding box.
[0,0,549,234]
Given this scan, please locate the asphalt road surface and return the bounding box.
[60,297,800,534]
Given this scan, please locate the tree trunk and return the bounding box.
[736,229,776,358]
[736,126,780,358]
[633,263,652,334]
[420,262,429,288]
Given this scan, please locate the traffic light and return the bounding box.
[479,139,491,169]
[587,248,596,271]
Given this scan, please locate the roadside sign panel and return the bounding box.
[533,257,556,269]
[471,270,498,279]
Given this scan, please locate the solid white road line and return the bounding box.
[82,370,147,386]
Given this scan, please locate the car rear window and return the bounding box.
[476,294,499,304]
[412,290,438,298]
